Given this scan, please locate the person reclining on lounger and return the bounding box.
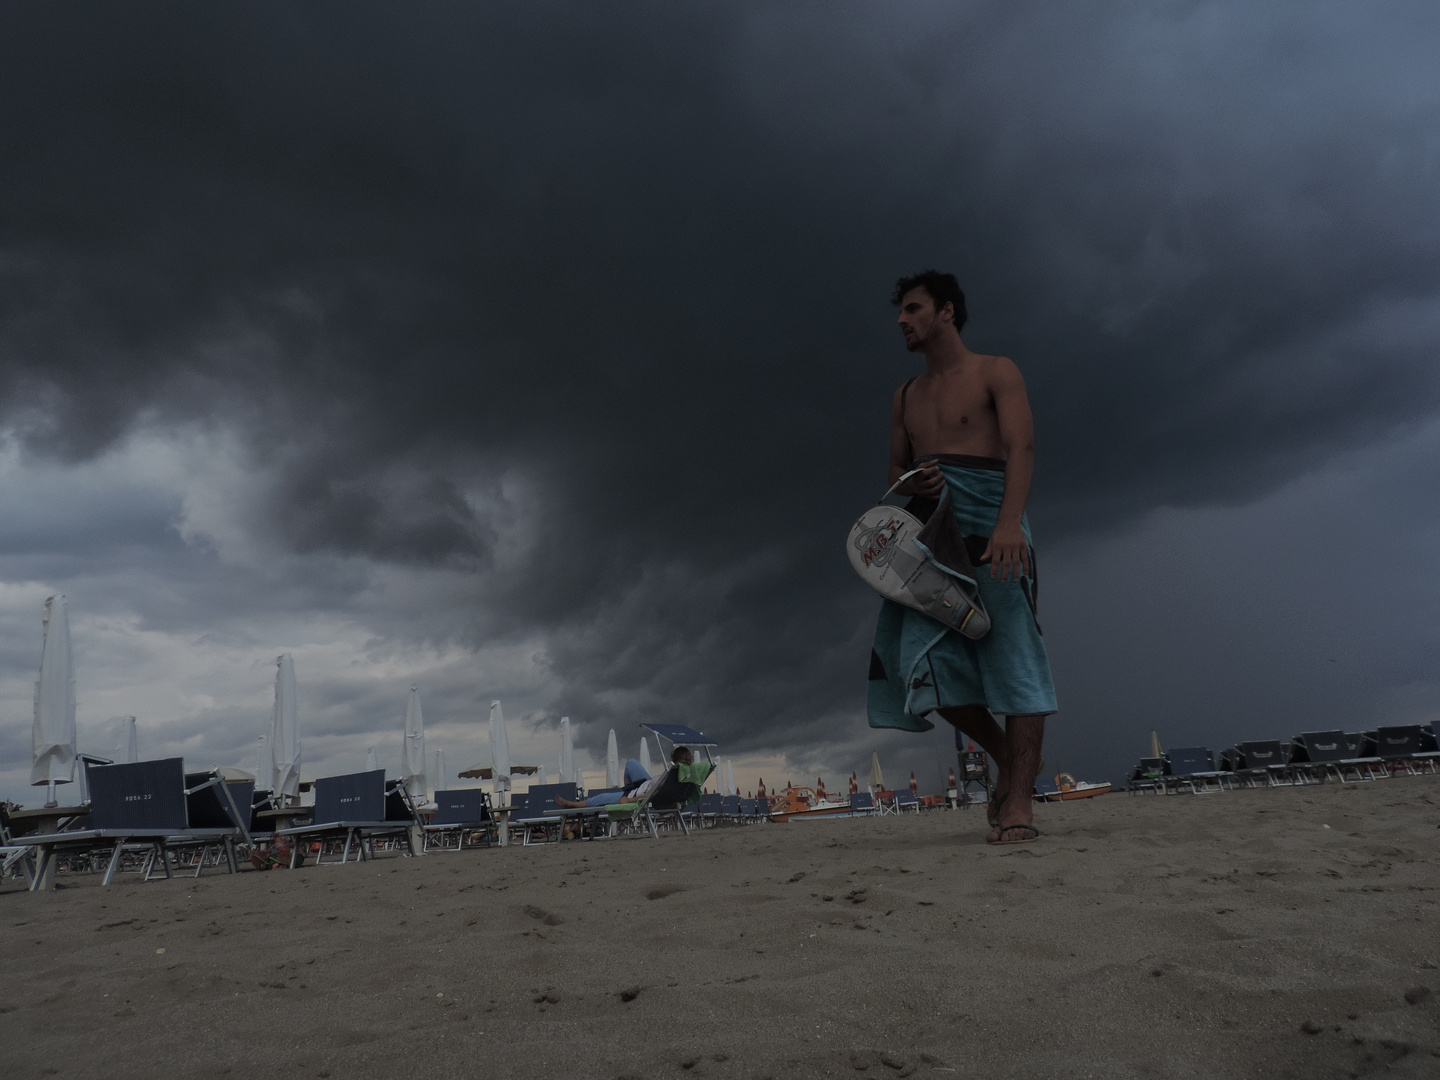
[554,747,693,808]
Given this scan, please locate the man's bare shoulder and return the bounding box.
[972,351,1025,388]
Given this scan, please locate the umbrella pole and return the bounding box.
[46,780,56,808]
[497,777,510,847]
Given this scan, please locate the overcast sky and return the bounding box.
[2,2,1438,802]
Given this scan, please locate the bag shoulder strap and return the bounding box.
[899,375,918,463]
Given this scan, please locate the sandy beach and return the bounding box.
[3,774,1437,1080]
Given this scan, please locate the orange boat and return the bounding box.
[768,785,854,822]
[1047,772,1110,801]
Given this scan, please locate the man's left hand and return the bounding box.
[981,521,1031,582]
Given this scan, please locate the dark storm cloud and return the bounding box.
[2,2,1438,766]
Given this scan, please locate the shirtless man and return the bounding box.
[866,270,1057,843]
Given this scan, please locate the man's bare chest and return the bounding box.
[904,377,997,437]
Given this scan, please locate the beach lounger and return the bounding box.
[1287,730,1351,782]
[512,784,578,845]
[423,789,495,851]
[847,793,877,816]
[696,793,723,827]
[721,795,742,823]
[1127,757,1165,794]
[172,769,254,874]
[1161,747,1226,794]
[1361,726,1438,775]
[894,789,921,813]
[276,770,419,867]
[1231,740,1290,787]
[549,786,631,840]
[604,762,713,838]
[14,758,244,890]
[1320,732,1386,782]
[1,807,35,888]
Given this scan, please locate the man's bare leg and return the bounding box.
[995,714,1045,839]
[935,705,1010,831]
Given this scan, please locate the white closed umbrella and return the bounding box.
[724,759,736,797]
[638,737,652,776]
[433,748,447,792]
[365,746,379,772]
[868,751,885,792]
[605,729,620,788]
[255,736,270,791]
[489,700,512,792]
[559,717,574,784]
[118,716,139,764]
[489,700,512,844]
[32,595,78,804]
[400,684,427,799]
[271,654,302,801]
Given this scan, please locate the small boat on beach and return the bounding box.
[1040,773,1110,801]
[768,786,853,822]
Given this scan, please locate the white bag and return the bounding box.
[847,469,991,639]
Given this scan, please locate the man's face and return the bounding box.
[897,287,950,352]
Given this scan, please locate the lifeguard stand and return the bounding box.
[957,729,992,809]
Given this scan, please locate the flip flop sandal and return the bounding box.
[991,823,1041,845]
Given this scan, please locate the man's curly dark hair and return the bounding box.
[891,270,967,333]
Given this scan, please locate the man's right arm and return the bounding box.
[890,382,943,498]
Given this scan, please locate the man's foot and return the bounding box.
[985,789,1008,842]
[988,822,1041,845]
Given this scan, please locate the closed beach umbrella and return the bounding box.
[270,654,302,800]
[401,684,427,800]
[559,717,575,784]
[605,729,621,788]
[119,716,139,764]
[434,748,446,792]
[638,737,652,776]
[1151,730,1164,759]
[32,595,78,800]
[255,736,269,791]
[366,746,379,772]
[489,700,511,787]
[868,752,884,791]
[724,759,736,797]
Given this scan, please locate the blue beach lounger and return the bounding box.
[276,770,420,867]
[423,789,495,851]
[848,793,877,816]
[15,758,245,890]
